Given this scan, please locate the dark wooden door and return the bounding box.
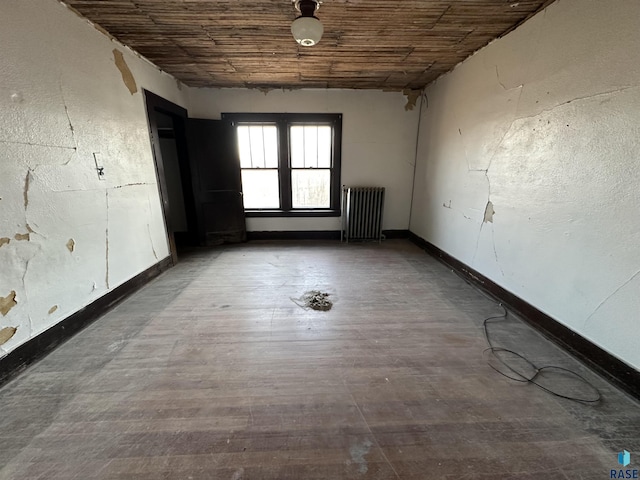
[186,118,246,245]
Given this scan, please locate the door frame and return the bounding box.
[143,90,197,263]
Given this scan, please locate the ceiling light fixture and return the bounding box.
[291,0,323,47]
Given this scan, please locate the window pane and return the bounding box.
[241,169,280,208]
[248,126,265,168]
[263,126,278,168]
[237,126,252,168]
[317,126,332,168]
[303,126,318,168]
[290,126,304,168]
[291,169,330,208]
[290,125,332,168]
[237,124,278,169]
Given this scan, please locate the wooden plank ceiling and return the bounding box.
[64,0,554,90]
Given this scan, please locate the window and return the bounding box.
[223,113,342,217]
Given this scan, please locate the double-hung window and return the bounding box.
[222,113,342,217]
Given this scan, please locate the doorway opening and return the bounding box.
[144,90,199,262]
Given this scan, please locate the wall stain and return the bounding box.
[0,238,10,248]
[48,305,58,315]
[14,233,30,241]
[113,49,138,95]
[0,291,17,316]
[66,238,75,253]
[0,327,17,345]
[483,201,495,223]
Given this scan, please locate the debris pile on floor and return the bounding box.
[293,290,333,311]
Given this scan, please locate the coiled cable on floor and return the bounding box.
[482,304,601,403]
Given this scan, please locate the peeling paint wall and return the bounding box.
[0,0,187,356]
[410,0,640,369]
[187,88,419,232]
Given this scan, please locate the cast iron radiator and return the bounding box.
[341,186,385,243]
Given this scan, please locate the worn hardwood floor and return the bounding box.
[0,240,638,479]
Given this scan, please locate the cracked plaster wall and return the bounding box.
[410,0,640,369]
[187,88,419,232]
[0,0,187,356]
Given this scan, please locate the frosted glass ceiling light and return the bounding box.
[291,0,323,46]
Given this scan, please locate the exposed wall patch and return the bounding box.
[0,291,17,316]
[403,89,421,111]
[0,238,10,248]
[48,305,58,315]
[483,201,495,223]
[0,327,17,345]
[14,233,30,241]
[113,49,138,95]
[66,239,75,253]
[23,170,31,209]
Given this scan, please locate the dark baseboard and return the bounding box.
[247,230,409,241]
[247,230,341,241]
[383,229,410,239]
[0,256,173,387]
[408,231,640,401]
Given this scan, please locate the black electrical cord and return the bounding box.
[482,304,601,403]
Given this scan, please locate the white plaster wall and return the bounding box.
[0,0,187,355]
[410,0,640,369]
[187,88,419,232]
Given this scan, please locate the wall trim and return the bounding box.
[0,256,173,387]
[383,229,410,239]
[247,230,409,241]
[248,231,341,241]
[408,232,640,401]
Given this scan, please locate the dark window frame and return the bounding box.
[222,113,342,217]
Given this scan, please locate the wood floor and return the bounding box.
[1,240,638,479]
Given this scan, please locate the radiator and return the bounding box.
[341,186,385,243]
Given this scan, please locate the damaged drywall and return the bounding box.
[105,191,110,289]
[403,89,422,111]
[483,201,495,223]
[585,269,640,327]
[0,0,179,358]
[23,170,31,208]
[0,291,18,316]
[411,0,640,368]
[0,327,17,345]
[113,49,138,95]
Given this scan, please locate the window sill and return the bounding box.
[245,209,341,218]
